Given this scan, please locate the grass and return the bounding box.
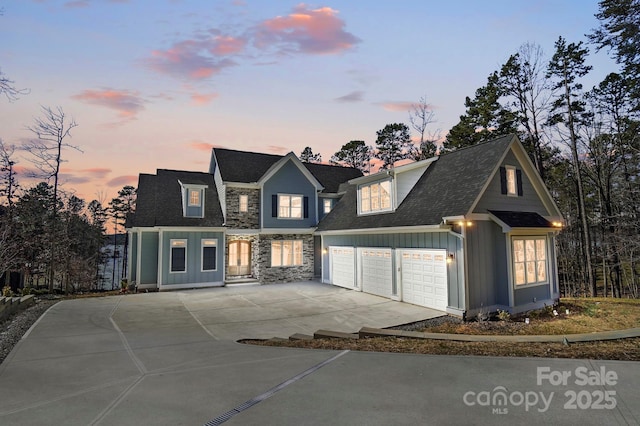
[246,298,640,360]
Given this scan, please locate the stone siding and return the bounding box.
[225,187,260,229]
[259,234,314,283]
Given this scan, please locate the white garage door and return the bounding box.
[330,247,356,289]
[360,248,393,298]
[400,249,448,310]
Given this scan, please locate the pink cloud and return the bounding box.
[256,5,360,54]
[187,141,216,151]
[72,88,145,120]
[145,39,238,81]
[79,168,112,179]
[190,92,218,105]
[210,36,246,55]
[378,101,415,112]
[106,175,138,187]
[266,145,289,154]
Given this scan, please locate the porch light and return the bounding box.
[552,221,563,228]
[466,221,472,227]
[446,253,454,264]
[322,248,328,255]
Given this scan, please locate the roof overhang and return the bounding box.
[316,224,448,236]
[488,210,562,233]
[258,152,324,191]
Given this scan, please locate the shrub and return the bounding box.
[2,286,13,297]
[497,309,511,322]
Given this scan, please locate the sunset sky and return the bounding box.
[1,1,617,207]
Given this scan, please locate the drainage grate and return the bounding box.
[203,350,349,425]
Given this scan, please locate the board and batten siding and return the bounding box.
[321,231,464,310]
[262,160,318,229]
[473,150,549,215]
[465,221,509,311]
[129,232,138,283]
[139,231,159,285]
[160,230,224,286]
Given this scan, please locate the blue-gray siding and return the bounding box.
[473,150,549,215]
[184,188,204,218]
[129,232,138,282]
[465,221,509,310]
[161,231,225,285]
[321,232,464,310]
[262,160,318,228]
[140,232,159,285]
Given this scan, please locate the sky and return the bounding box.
[0,0,618,207]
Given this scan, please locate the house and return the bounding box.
[127,134,564,318]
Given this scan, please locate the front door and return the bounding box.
[228,241,251,276]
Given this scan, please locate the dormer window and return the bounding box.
[359,180,392,214]
[189,189,201,206]
[179,181,207,218]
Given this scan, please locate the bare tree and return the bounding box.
[409,95,439,159]
[0,9,28,102]
[0,139,18,213]
[24,106,80,291]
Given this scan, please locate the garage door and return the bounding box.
[360,248,393,298]
[330,247,356,289]
[400,249,447,310]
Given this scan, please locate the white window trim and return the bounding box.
[239,194,248,213]
[505,165,517,197]
[170,239,187,274]
[278,194,303,219]
[358,179,393,216]
[201,238,218,272]
[511,235,549,288]
[271,240,304,267]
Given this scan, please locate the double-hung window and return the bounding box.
[170,239,187,273]
[278,194,302,219]
[271,240,303,267]
[323,199,332,214]
[201,239,217,271]
[512,237,547,286]
[359,180,392,214]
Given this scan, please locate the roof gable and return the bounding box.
[317,134,520,231]
[130,169,224,228]
[211,147,362,192]
[258,152,323,190]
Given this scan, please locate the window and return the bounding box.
[278,194,302,219]
[201,239,217,271]
[271,240,303,267]
[323,199,332,214]
[359,180,392,214]
[239,194,248,213]
[500,166,522,197]
[188,189,201,206]
[170,239,187,273]
[506,166,517,196]
[512,237,547,286]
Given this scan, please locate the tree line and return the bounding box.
[302,0,640,299]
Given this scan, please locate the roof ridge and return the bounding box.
[438,133,515,157]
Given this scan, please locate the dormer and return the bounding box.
[350,156,438,216]
[178,180,208,218]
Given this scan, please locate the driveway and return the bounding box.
[122,281,445,340]
[0,282,637,425]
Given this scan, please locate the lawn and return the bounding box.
[245,298,640,361]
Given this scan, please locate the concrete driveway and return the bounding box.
[123,281,445,341]
[0,282,637,426]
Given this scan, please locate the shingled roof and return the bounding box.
[316,134,516,231]
[212,147,362,192]
[130,169,224,228]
